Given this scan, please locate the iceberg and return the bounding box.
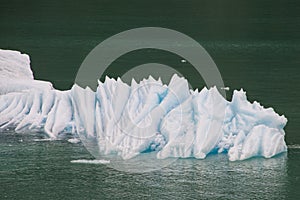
[0,49,288,161]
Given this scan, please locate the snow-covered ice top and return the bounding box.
[0,49,33,80]
[0,49,288,161]
[0,49,53,95]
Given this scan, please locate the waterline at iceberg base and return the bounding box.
[0,49,287,162]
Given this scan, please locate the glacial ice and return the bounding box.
[0,49,288,161]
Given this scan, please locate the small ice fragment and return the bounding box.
[288,144,300,149]
[220,87,230,91]
[68,138,81,144]
[33,138,57,142]
[71,159,110,164]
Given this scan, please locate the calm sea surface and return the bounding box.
[0,0,299,199]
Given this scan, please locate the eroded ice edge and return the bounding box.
[0,49,288,161]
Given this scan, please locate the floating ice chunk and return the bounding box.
[220,87,230,91]
[71,159,110,164]
[33,138,58,142]
[68,138,81,144]
[288,144,300,149]
[0,49,288,161]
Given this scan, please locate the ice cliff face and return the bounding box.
[0,49,287,161]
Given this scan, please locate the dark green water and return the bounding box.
[0,0,300,199]
[0,131,300,199]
